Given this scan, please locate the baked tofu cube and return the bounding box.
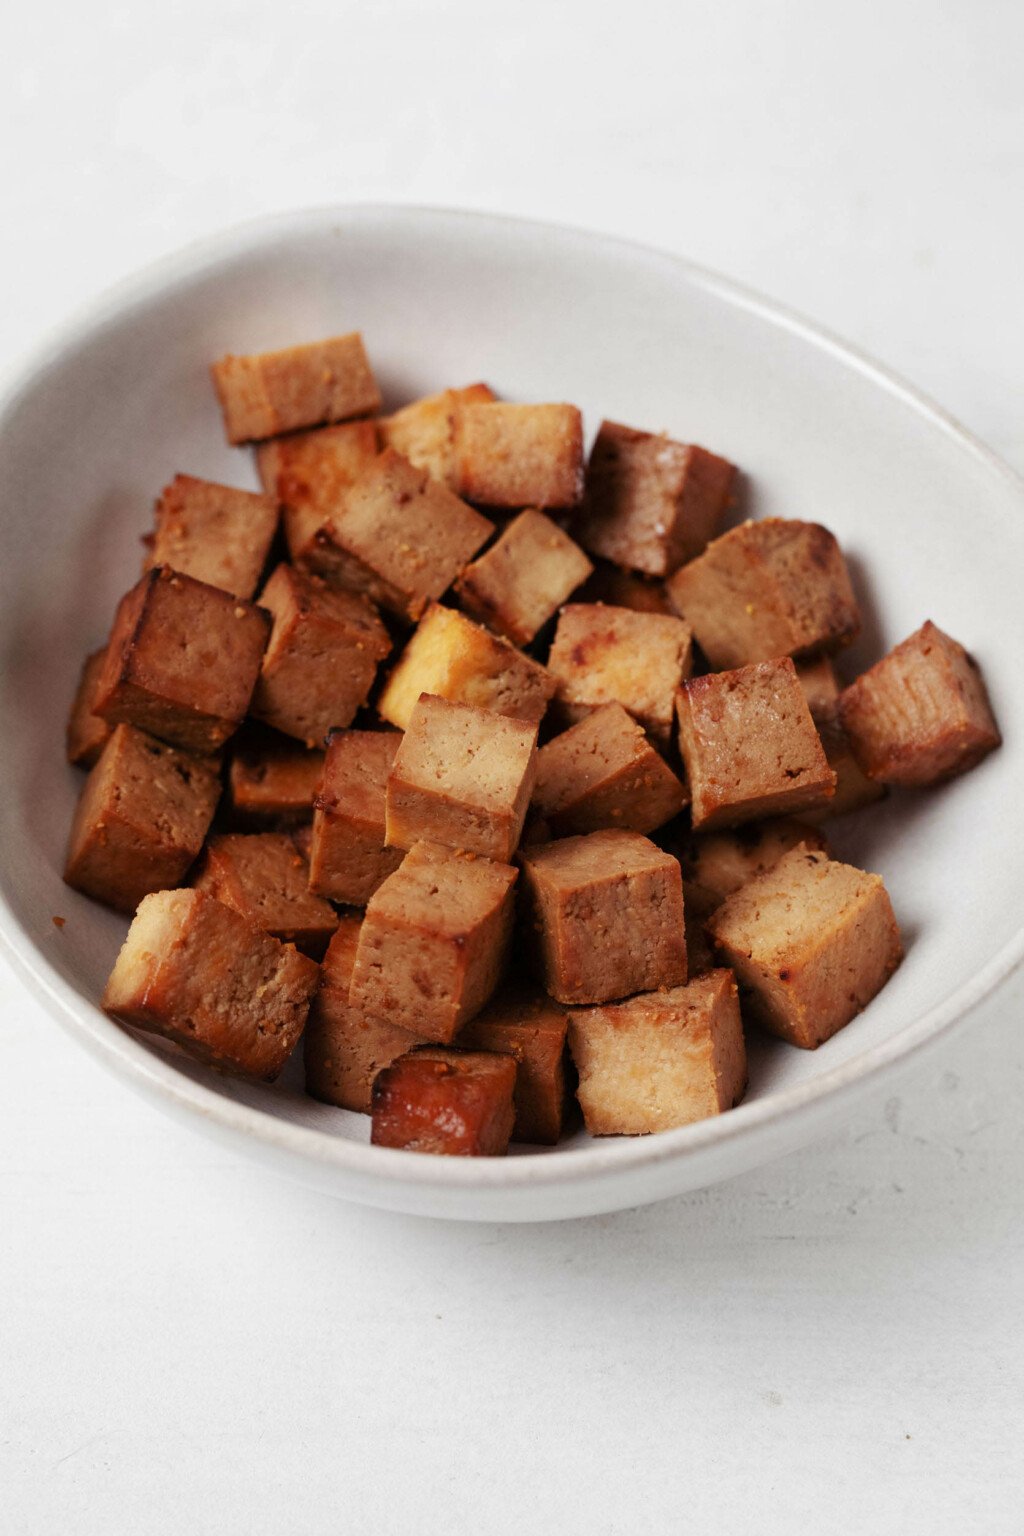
[227,728,324,826]
[676,657,836,829]
[64,724,221,912]
[291,823,313,861]
[532,703,687,837]
[837,621,1001,786]
[568,969,746,1135]
[666,518,860,669]
[578,420,735,577]
[518,830,686,1005]
[456,401,584,509]
[308,729,404,904]
[795,656,841,719]
[322,448,493,621]
[547,603,694,742]
[379,382,496,490]
[192,832,338,957]
[378,604,556,731]
[304,917,425,1112]
[211,332,380,444]
[707,846,903,1049]
[579,562,675,616]
[256,421,380,574]
[679,817,830,916]
[521,813,553,848]
[804,711,887,820]
[66,647,113,768]
[251,564,390,746]
[371,1047,517,1156]
[94,566,270,754]
[791,656,883,820]
[103,888,319,1079]
[386,694,538,862]
[146,474,278,600]
[350,840,517,1041]
[683,889,718,977]
[459,985,569,1144]
[454,508,593,646]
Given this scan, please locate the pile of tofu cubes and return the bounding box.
[63,331,1001,1156]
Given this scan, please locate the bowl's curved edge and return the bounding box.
[2,202,1023,1219]
[2,900,1021,1220]
[4,201,1022,503]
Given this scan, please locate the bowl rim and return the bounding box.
[2,200,1022,1197]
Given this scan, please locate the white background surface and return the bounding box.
[2,2,1022,1531]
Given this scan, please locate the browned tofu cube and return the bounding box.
[371,1047,517,1156]
[578,420,735,577]
[146,474,278,600]
[456,401,584,509]
[103,887,319,1079]
[321,448,493,622]
[803,710,888,820]
[64,725,221,912]
[837,621,1001,786]
[578,562,675,615]
[378,604,556,731]
[547,603,694,742]
[379,382,496,489]
[683,888,718,977]
[308,729,404,904]
[679,818,830,916]
[256,420,380,574]
[708,846,902,1049]
[192,832,338,957]
[521,813,554,847]
[386,694,537,862]
[251,564,390,747]
[350,840,517,1041]
[454,508,593,646]
[532,703,687,837]
[66,647,113,768]
[227,728,324,826]
[518,830,686,1005]
[667,518,860,669]
[795,656,841,719]
[291,823,313,861]
[94,566,270,754]
[791,655,883,820]
[459,985,569,1144]
[304,916,425,1113]
[569,970,746,1135]
[677,658,836,829]
[211,332,380,444]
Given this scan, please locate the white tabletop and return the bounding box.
[3,2,1022,1531]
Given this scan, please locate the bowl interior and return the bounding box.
[0,207,1021,1211]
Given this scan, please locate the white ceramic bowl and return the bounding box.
[1,205,1021,1221]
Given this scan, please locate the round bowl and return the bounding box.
[1,205,1021,1221]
